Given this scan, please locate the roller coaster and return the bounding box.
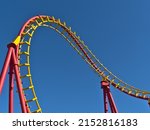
[0,15,150,113]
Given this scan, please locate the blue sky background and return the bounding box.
[0,0,150,113]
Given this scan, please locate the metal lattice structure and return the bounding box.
[0,15,150,113]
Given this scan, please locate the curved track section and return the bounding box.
[16,15,150,113]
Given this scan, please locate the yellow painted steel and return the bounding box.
[17,16,150,113]
[13,36,21,45]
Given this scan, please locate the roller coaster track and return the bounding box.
[0,15,150,113]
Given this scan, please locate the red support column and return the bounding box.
[103,87,108,113]
[101,80,118,113]
[8,60,14,113]
[11,48,27,113]
[0,43,27,113]
[0,47,13,93]
[107,89,118,113]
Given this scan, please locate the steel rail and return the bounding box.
[15,15,150,112]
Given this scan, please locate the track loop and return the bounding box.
[17,15,150,112]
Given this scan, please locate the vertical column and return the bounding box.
[103,87,108,113]
[11,45,27,113]
[101,81,109,113]
[8,59,14,113]
[101,80,118,113]
[0,43,27,113]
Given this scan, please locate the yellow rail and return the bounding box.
[17,15,150,113]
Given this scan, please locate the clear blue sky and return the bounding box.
[0,0,150,113]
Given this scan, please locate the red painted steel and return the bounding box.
[11,46,27,113]
[103,88,108,113]
[101,81,118,113]
[18,16,39,36]
[0,15,149,113]
[0,46,13,93]
[107,89,118,113]
[8,60,14,113]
